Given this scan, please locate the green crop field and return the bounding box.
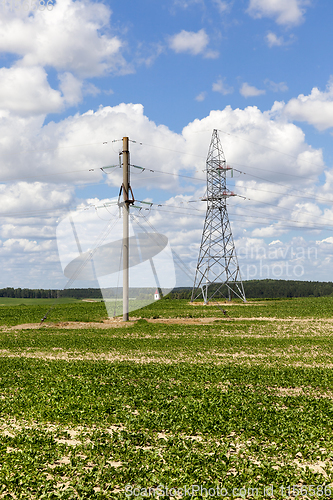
[0,297,83,306]
[0,297,333,498]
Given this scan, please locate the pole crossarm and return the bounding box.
[191,129,246,304]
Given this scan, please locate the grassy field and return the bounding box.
[0,297,333,498]
[0,297,84,306]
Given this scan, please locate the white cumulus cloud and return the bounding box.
[265,32,285,47]
[0,0,126,78]
[0,66,63,115]
[168,29,210,56]
[212,78,234,95]
[213,0,231,13]
[58,73,83,107]
[240,83,266,97]
[265,79,288,92]
[265,32,296,48]
[283,79,333,130]
[247,0,311,26]
[0,182,74,215]
[195,92,206,102]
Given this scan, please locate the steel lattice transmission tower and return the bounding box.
[191,129,246,303]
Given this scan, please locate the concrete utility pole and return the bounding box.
[122,137,130,321]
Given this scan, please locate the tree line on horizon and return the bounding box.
[0,288,102,299]
[168,280,333,300]
[1,280,333,300]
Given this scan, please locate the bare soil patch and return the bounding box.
[145,317,223,325]
[1,317,225,330]
[1,348,330,366]
[264,386,333,399]
[2,318,135,331]
[4,316,332,331]
[0,349,177,363]
[189,301,266,306]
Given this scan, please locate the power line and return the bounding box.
[110,158,333,207]
[1,131,332,237]
[231,198,333,226]
[227,159,316,180]
[126,198,333,233]
[228,211,333,230]
[0,130,325,189]
[0,207,72,219]
[228,217,333,233]
[0,148,327,211]
[133,141,206,160]
[218,129,325,171]
[132,158,333,206]
[136,132,327,179]
[122,164,206,183]
[143,206,333,232]
[0,140,120,157]
[130,135,333,228]
[1,187,332,233]
[234,170,333,205]
[0,164,120,184]
[144,197,333,231]
[236,182,333,205]
[149,195,333,230]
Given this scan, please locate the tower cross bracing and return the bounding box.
[191,129,246,303]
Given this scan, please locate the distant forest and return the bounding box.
[169,280,333,299]
[0,288,102,299]
[2,280,333,300]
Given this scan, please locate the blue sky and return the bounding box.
[1,0,333,289]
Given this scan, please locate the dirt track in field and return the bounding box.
[2,316,333,331]
[2,318,224,331]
